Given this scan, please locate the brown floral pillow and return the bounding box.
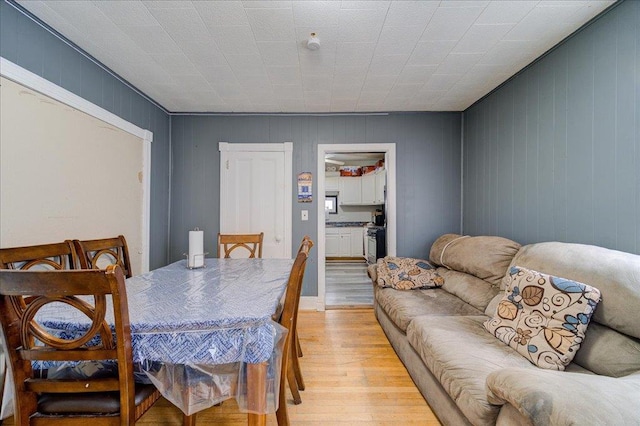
[484,266,601,370]
[376,257,444,290]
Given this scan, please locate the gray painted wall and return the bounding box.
[463,0,639,255]
[170,113,462,296]
[1,0,172,269]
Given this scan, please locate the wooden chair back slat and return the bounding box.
[73,235,133,278]
[217,232,264,258]
[0,241,77,271]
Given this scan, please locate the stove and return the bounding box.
[366,227,386,264]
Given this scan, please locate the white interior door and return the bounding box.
[219,142,292,258]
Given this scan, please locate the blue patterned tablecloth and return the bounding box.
[40,258,293,365]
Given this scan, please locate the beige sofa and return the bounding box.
[369,234,640,425]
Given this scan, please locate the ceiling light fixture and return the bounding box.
[325,158,344,165]
[307,32,320,50]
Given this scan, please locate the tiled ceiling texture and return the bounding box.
[17,0,614,113]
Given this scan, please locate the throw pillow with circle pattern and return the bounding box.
[484,266,601,370]
[376,256,444,290]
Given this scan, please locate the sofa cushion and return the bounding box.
[571,322,640,378]
[429,234,520,287]
[376,257,444,290]
[484,266,601,370]
[486,368,640,425]
[375,286,482,332]
[438,268,499,312]
[506,242,640,338]
[507,242,640,376]
[406,316,535,426]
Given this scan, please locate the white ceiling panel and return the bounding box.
[292,1,341,27]
[338,8,387,42]
[369,55,408,76]
[452,24,514,54]
[194,1,250,27]
[208,25,260,55]
[476,1,538,25]
[258,42,300,66]
[246,7,296,42]
[15,0,615,113]
[384,1,438,27]
[420,5,484,41]
[408,40,458,66]
[363,75,397,92]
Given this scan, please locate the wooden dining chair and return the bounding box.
[276,236,313,426]
[0,240,80,416]
[288,236,315,403]
[217,232,264,258]
[0,265,161,425]
[73,235,133,278]
[0,240,77,271]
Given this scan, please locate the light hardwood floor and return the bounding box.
[2,310,440,425]
[325,261,374,308]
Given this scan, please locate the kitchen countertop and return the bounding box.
[325,221,369,228]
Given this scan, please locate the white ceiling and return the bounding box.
[17,0,614,113]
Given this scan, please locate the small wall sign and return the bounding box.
[297,172,312,203]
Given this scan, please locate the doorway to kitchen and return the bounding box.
[316,144,396,311]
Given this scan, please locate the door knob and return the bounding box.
[275,235,282,242]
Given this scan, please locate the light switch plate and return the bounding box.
[301,210,308,221]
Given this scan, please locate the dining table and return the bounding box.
[2,257,294,425]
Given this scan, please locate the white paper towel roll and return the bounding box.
[188,229,204,268]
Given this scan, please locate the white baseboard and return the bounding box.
[300,296,324,311]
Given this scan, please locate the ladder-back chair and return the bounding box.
[217,233,264,258]
[0,265,160,425]
[276,236,313,426]
[73,235,133,278]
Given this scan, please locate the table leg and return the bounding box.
[183,413,196,426]
[247,362,267,426]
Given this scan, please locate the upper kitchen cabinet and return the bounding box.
[326,174,339,192]
[339,172,384,206]
[361,173,376,204]
[374,169,386,204]
[339,177,361,205]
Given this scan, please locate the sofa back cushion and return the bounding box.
[429,234,521,287]
[507,242,640,377]
[438,268,499,312]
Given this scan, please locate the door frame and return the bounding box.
[316,143,397,311]
[0,58,152,273]
[219,142,293,258]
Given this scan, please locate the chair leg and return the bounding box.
[287,362,302,405]
[287,335,302,404]
[295,332,303,357]
[291,344,305,391]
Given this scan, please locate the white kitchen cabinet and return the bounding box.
[339,177,361,204]
[349,227,364,256]
[361,173,376,204]
[325,228,342,256]
[374,169,386,204]
[325,175,339,192]
[325,227,364,257]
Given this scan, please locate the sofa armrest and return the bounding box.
[367,264,377,282]
[486,368,640,425]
